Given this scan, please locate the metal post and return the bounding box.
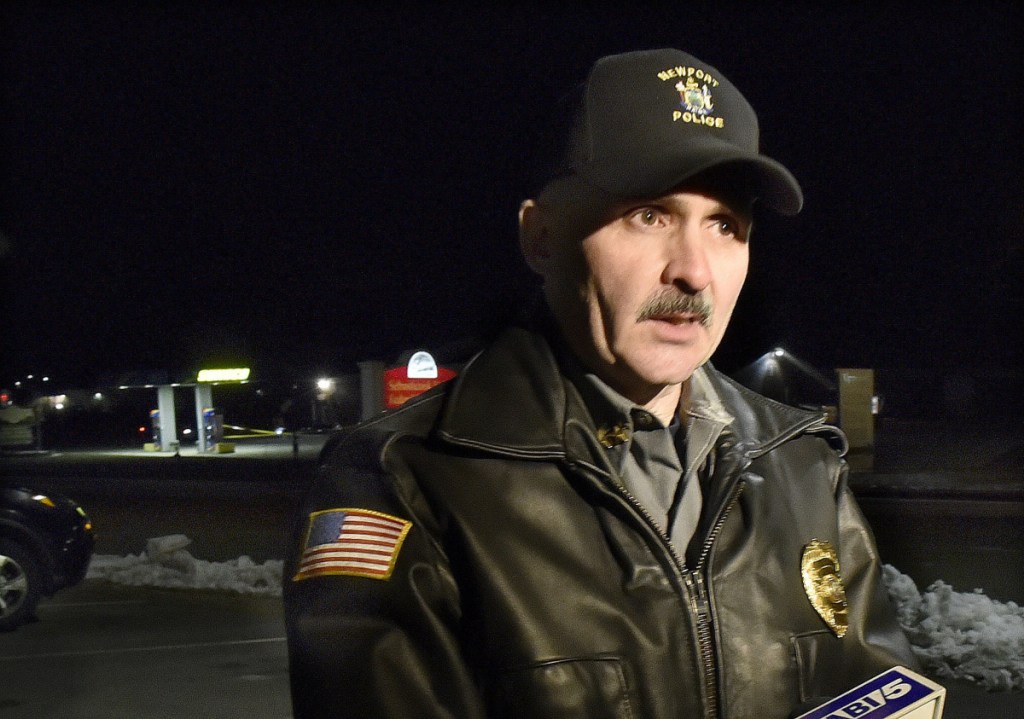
[358,361,385,420]
[195,383,213,452]
[157,385,178,451]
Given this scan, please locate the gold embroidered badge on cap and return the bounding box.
[801,539,849,638]
[656,64,726,128]
[677,75,714,116]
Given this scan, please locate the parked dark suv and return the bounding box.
[0,483,95,630]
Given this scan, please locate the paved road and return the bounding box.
[0,580,291,719]
[859,496,1024,603]
[1,438,320,560]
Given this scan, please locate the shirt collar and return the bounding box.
[687,364,735,428]
[581,372,670,448]
[573,366,733,451]
[536,308,732,447]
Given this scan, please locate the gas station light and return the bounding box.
[197,367,251,383]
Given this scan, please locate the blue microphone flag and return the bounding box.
[795,666,945,719]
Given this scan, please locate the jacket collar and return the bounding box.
[435,326,578,460]
[435,325,836,461]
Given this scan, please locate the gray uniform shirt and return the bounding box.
[578,365,735,557]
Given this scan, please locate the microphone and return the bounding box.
[794,666,945,719]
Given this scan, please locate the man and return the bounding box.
[284,48,917,719]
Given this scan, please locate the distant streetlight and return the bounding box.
[316,378,334,393]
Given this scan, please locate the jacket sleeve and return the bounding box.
[283,431,487,719]
[835,457,921,669]
[794,456,920,708]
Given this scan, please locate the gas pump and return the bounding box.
[149,409,162,450]
[203,408,216,450]
[201,408,224,451]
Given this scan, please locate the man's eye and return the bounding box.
[715,217,741,237]
[632,208,661,226]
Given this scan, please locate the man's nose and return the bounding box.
[661,231,711,293]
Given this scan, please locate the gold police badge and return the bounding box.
[801,539,849,638]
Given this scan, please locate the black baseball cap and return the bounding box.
[546,48,803,215]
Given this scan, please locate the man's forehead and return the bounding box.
[538,174,753,226]
[614,186,754,218]
[668,168,758,216]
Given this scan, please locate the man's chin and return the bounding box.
[609,359,707,398]
[631,350,710,386]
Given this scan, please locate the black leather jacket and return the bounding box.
[284,327,917,719]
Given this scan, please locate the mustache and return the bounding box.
[636,290,713,327]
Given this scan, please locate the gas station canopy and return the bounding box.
[122,367,252,452]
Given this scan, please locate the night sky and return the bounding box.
[2,2,1021,390]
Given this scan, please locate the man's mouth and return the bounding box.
[649,312,702,324]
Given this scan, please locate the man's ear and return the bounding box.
[518,199,552,276]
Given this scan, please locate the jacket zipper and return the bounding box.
[605,472,745,719]
[690,478,746,719]
[687,571,718,719]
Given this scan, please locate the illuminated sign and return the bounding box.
[197,368,251,383]
[383,352,455,408]
[407,351,439,379]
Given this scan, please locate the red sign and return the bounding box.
[383,365,456,408]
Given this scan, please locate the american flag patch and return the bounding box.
[292,508,412,581]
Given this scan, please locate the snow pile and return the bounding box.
[883,564,1024,691]
[86,534,284,596]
